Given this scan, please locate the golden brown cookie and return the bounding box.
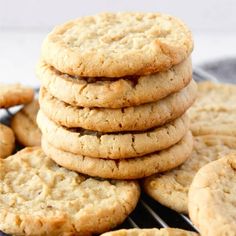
[39,80,197,132]
[0,147,140,235]
[11,100,41,146]
[36,58,192,108]
[42,131,193,179]
[37,110,189,159]
[0,83,34,108]
[189,81,236,136]
[0,123,15,158]
[41,13,193,78]
[101,228,199,236]
[189,154,236,236]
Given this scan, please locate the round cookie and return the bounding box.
[36,58,192,108]
[0,147,140,235]
[39,80,197,132]
[101,228,199,236]
[143,135,236,213]
[42,131,193,179]
[0,123,15,158]
[0,83,34,108]
[41,12,193,77]
[188,81,236,136]
[37,110,189,159]
[11,100,41,147]
[189,154,236,236]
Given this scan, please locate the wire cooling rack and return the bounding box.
[0,58,235,235]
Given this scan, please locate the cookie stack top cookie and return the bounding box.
[41,12,193,78]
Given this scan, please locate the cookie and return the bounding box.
[188,81,236,136]
[37,110,189,159]
[0,147,140,235]
[189,154,236,236]
[0,123,15,158]
[101,228,199,236]
[143,135,236,213]
[39,80,197,132]
[41,12,193,78]
[36,58,192,108]
[0,83,34,108]
[11,100,41,147]
[42,131,193,179]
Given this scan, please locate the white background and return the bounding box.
[1,0,236,32]
[0,0,236,86]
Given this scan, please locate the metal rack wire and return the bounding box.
[120,193,199,232]
[0,66,222,236]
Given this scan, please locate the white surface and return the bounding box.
[0,0,236,32]
[0,29,236,86]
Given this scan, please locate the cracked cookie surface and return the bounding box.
[0,147,140,235]
[41,12,193,77]
[37,58,192,108]
[37,110,189,159]
[39,80,197,132]
[42,131,193,179]
[189,154,236,236]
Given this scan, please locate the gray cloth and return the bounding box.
[200,58,236,84]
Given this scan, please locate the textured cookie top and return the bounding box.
[0,147,140,235]
[0,83,34,108]
[41,12,193,77]
[143,135,236,213]
[188,81,236,136]
[189,154,236,236]
[190,81,236,111]
[101,228,198,236]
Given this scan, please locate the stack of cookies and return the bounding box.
[36,12,197,179]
